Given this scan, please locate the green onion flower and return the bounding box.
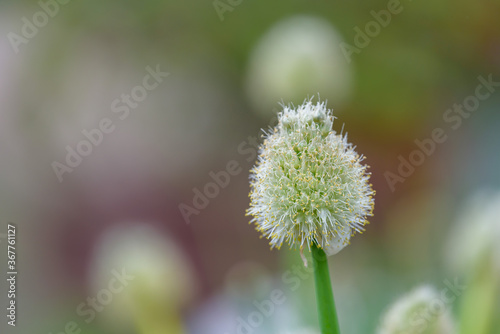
[247,99,374,254]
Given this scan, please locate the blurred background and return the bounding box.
[0,0,499,333]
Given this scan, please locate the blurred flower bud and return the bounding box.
[445,189,500,276]
[445,190,500,334]
[245,16,352,117]
[284,329,320,334]
[377,285,456,334]
[89,223,196,332]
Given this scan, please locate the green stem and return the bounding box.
[312,244,341,334]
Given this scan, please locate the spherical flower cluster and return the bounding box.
[247,99,374,254]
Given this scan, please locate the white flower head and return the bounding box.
[378,285,456,334]
[247,99,374,253]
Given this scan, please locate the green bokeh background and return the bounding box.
[0,0,499,333]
